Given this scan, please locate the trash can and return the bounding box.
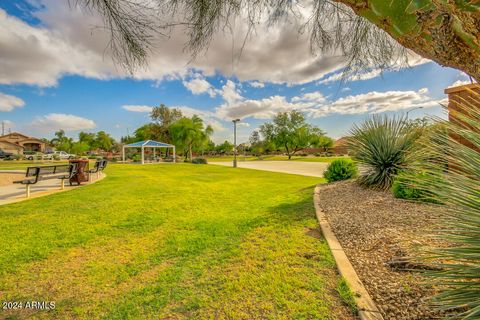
[69,159,89,185]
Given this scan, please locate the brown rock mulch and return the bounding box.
[316,181,445,320]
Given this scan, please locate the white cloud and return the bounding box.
[30,113,96,131]
[448,79,474,88]
[122,105,153,113]
[174,106,227,132]
[215,86,438,120]
[0,92,25,112]
[182,77,216,97]
[309,88,438,117]
[217,95,306,120]
[317,54,429,85]
[219,80,243,105]
[249,81,265,88]
[0,2,349,87]
[318,69,383,85]
[292,91,326,104]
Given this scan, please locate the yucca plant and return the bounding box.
[410,88,480,318]
[348,115,423,190]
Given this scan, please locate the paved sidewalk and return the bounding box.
[0,173,106,206]
[211,161,328,178]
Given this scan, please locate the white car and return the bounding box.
[45,151,76,160]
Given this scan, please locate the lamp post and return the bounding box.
[406,106,424,119]
[232,119,240,168]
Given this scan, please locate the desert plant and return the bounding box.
[348,115,422,190]
[411,89,480,318]
[324,159,358,183]
[191,157,207,164]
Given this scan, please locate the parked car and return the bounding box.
[0,149,14,159]
[45,151,76,160]
[23,150,45,160]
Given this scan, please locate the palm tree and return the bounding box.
[169,115,213,161]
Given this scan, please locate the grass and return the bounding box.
[206,155,348,163]
[0,163,354,319]
[336,278,358,314]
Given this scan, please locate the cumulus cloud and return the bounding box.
[215,86,438,120]
[217,95,307,120]
[292,91,326,104]
[182,77,217,97]
[219,80,243,105]
[317,55,429,85]
[0,92,25,112]
[249,81,265,88]
[122,105,153,112]
[0,2,363,87]
[448,79,474,88]
[174,106,227,132]
[30,113,96,131]
[309,88,438,117]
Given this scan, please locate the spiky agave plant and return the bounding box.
[412,88,480,318]
[348,115,422,190]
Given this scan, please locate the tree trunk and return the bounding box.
[189,144,192,161]
[335,0,480,81]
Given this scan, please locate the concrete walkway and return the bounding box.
[211,161,328,178]
[0,173,106,206]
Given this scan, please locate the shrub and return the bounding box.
[191,157,207,164]
[324,159,357,183]
[348,115,422,190]
[131,154,141,162]
[314,153,321,157]
[392,172,437,202]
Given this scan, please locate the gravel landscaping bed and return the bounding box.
[316,181,445,320]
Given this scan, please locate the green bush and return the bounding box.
[349,115,422,190]
[392,174,439,203]
[324,159,358,183]
[191,157,207,164]
[131,154,141,162]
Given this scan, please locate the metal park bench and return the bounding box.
[88,159,107,181]
[13,164,77,198]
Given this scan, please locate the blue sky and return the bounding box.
[0,0,472,144]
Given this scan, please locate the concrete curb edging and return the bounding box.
[314,185,384,320]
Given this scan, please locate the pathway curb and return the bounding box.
[314,185,384,320]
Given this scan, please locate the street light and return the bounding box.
[406,106,424,119]
[232,119,240,168]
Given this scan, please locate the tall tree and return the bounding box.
[50,130,73,152]
[260,110,327,159]
[76,1,480,81]
[95,131,115,151]
[169,115,213,161]
[150,104,183,143]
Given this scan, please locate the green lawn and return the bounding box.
[0,164,353,319]
[206,155,348,163]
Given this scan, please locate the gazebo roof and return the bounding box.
[124,140,174,148]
